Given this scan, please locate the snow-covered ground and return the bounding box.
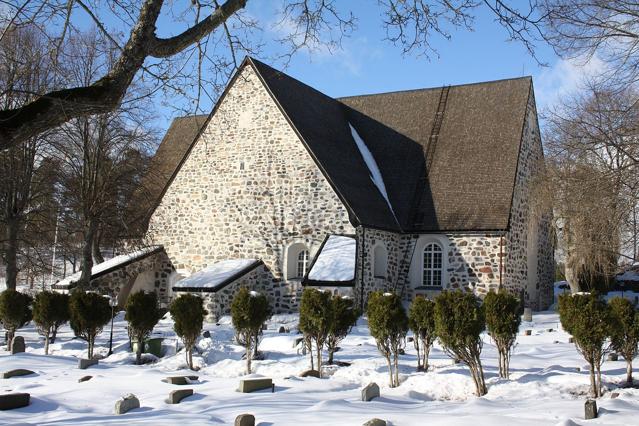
[2,309,639,425]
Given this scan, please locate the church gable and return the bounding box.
[147,63,355,275]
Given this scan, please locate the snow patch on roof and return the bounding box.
[308,235,356,282]
[54,246,161,288]
[349,123,398,225]
[173,259,259,290]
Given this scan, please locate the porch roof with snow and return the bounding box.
[172,259,263,293]
[150,57,534,233]
[303,235,357,287]
[51,246,164,290]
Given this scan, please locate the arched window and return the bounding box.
[373,244,388,278]
[297,250,309,278]
[423,243,443,287]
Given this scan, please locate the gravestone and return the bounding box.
[235,414,255,426]
[523,308,533,322]
[407,337,414,343]
[293,337,304,348]
[114,394,140,415]
[361,382,380,402]
[166,389,193,404]
[300,369,320,378]
[278,326,286,333]
[162,376,199,385]
[363,419,386,426]
[524,330,532,336]
[78,358,98,369]
[1,369,35,379]
[10,336,25,354]
[238,378,273,393]
[78,375,92,383]
[203,331,211,338]
[608,353,618,361]
[611,392,620,399]
[0,393,30,410]
[585,399,597,420]
[569,337,574,344]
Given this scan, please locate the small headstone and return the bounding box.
[585,399,597,420]
[523,308,533,322]
[569,337,574,344]
[162,376,199,385]
[576,367,581,372]
[524,330,532,336]
[166,389,193,404]
[78,375,92,383]
[547,328,554,333]
[0,393,30,410]
[10,336,25,354]
[611,392,620,399]
[1,369,35,379]
[235,414,255,426]
[300,369,320,378]
[114,394,140,415]
[293,337,304,348]
[361,382,380,402]
[363,419,386,426]
[278,326,286,333]
[78,358,98,370]
[554,341,560,344]
[608,353,618,361]
[398,348,405,355]
[238,378,273,393]
[407,337,414,343]
[203,331,211,338]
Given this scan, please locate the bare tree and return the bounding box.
[544,81,639,291]
[49,31,156,288]
[0,0,561,150]
[0,26,57,290]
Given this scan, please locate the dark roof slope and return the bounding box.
[339,78,532,231]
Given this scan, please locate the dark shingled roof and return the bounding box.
[149,57,535,233]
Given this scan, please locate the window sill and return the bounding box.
[414,286,443,291]
[373,276,386,280]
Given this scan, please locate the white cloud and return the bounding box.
[534,55,608,111]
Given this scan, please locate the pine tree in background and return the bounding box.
[408,296,436,372]
[484,290,521,379]
[33,291,70,355]
[231,287,272,374]
[608,297,639,386]
[367,291,408,387]
[299,288,332,377]
[326,295,359,365]
[170,294,206,370]
[69,290,111,359]
[0,289,32,349]
[125,291,161,365]
[559,292,611,397]
[434,290,487,396]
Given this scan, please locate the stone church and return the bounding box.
[80,57,555,319]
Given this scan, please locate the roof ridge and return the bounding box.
[337,75,532,101]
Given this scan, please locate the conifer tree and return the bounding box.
[33,291,70,355]
[125,291,161,365]
[170,294,206,370]
[326,295,358,365]
[484,290,521,379]
[408,296,436,372]
[299,288,332,376]
[367,291,408,387]
[608,297,639,386]
[0,289,32,349]
[231,288,272,374]
[69,290,111,358]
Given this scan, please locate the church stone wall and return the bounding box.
[147,65,354,313]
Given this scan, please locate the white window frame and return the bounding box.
[422,242,443,287]
[296,250,309,278]
[372,243,388,279]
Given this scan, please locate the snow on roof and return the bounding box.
[307,235,356,283]
[173,259,260,291]
[349,123,399,225]
[54,246,161,289]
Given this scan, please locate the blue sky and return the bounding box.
[148,2,603,135]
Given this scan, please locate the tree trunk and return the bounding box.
[88,337,93,359]
[306,337,314,370]
[414,338,422,371]
[327,346,335,365]
[4,218,19,291]
[423,342,430,372]
[627,359,633,386]
[92,233,104,264]
[136,337,142,365]
[393,352,400,387]
[246,334,252,374]
[79,219,96,288]
[44,330,50,355]
[596,363,603,397]
[589,363,598,397]
[385,354,394,387]
[6,330,14,351]
[316,340,322,378]
[188,348,194,370]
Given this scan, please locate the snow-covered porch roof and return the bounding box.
[51,246,164,290]
[303,234,357,287]
[172,259,263,293]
